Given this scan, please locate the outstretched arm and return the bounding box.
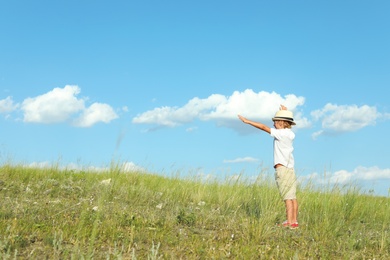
[238,115,271,134]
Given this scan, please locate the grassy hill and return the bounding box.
[0,164,389,259]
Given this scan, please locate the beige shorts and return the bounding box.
[275,166,297,200]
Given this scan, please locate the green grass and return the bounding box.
[0,164,389,259]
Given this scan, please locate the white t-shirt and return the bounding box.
[270,128,295,168]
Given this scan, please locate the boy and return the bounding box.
[238,105,299,229]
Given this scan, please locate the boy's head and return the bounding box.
[272,109,295,128]
[273,120,293,129]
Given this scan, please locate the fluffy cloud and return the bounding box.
[22,85,85,123]
[0,96,19,114]
[311,103,379,138]
[121,161,146,172]
[25,161,145,173]
[132,89,308,131]
[132,94,227,127]
[20,85,118,127]
[73,103,118,127]
[305,166,390,185]
[302,166,390,196]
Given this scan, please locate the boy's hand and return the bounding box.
[238,114,247,123]
[280,105,288,110]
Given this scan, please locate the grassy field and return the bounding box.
[0,164,389,259]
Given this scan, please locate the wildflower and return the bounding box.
[100,178,111,185]
[156,203,163,209]
[198,201,206,206]
[92,206,99,211]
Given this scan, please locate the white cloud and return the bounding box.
[132,89,308,131]
[20,85,118,127]
[26,161,52,169]
[202,90,304,121]
[311,103,379,138]
[311,130,323,140]
[305,166,390,185]
[132,94,227,127]
[0,96,19,114]
[21,85,85,123]
[121,161,146,172]
[24,160,145,173]
[223,157,259,163]
[186,126,198,132]
[73,103,118,127]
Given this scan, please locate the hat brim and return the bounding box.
[272,117,296,125]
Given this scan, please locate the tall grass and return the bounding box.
[0,164,389,259]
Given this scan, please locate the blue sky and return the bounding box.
[1,1,389,195]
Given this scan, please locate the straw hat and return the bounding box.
[272,110,296,125]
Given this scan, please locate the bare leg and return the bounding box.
[285,199,298,223]
[285,199,294,224]
[291,199,298,223]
